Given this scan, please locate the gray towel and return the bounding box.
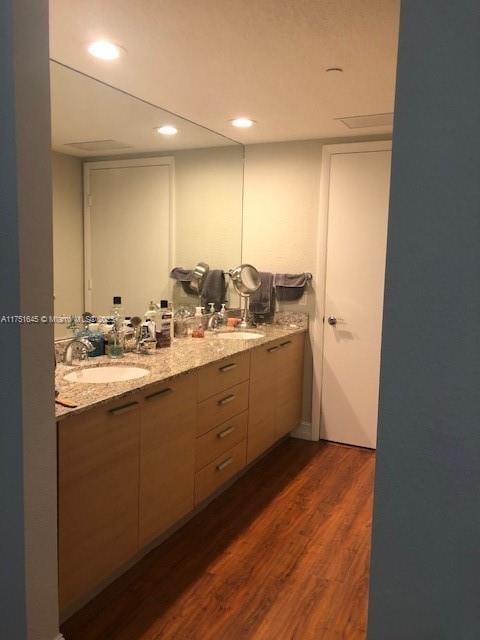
[170,267,193,281]
[170,267,198,296]
[249,272,274,314]
[201,270,227,311]
[274,273,308,301]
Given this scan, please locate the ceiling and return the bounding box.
[50,62,237,157]
[49,0,400,144]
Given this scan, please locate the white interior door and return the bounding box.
[321,149,391,448]
[85,159,173,318]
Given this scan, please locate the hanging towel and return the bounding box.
[249,272,274,315]
[201,270,227,311]
[170,267,198,296]
[274,273,308,301]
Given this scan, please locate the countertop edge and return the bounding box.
[56,325,308,423]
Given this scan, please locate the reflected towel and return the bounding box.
[170,267,197,296]
[249,272,274,314]
[201,270,227,311]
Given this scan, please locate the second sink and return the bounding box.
[215,331,265,340]
[64,366,150,384]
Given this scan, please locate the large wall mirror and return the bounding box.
[50,61,244,337]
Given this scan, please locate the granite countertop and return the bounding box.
[55,316,308,421]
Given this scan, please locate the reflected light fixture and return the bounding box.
[88,40,123,60]
[231,117,255,128]
[156,125,178,136]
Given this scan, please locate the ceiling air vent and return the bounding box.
[65,140,133,152]
[336,113,394,129]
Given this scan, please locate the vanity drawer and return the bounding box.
[195,440,247,505]
[197,352,250,401]
[195,411,248,470]
[197,380,249,436]
[277,332,305,363]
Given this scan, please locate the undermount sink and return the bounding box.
[63,365,150,384]
[215,330,265,340]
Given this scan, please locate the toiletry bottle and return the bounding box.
[156,300,173,348]
[144,301,158,339]
[208,302,215,315]
[111,296,124,327]
[160,300,174,340]
[144,301,157,322]
[192,306,205,338]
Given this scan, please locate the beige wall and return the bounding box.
[174,146,244,269]
[52,151,83,338]
[172,145,243,308]
[243,140,322,312]
[243,140,324,425]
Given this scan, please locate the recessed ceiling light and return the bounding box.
[88,40,123,61]
[156,125,178,136]
[231,117,255,128]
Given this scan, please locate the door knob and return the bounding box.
[327,316,337,326]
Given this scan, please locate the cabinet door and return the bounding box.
[276,333,305,439]
[247,342,281,463]
[58,397,141,611]
[139,373,197,547]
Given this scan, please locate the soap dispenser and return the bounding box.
[192,306,205,338]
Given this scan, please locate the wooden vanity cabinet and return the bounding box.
[58,395,141,611]
[276,334,305,439]
[248,342,281,462]
[248,332,305,462]
[57,332,305,612]
[139,373,197,547]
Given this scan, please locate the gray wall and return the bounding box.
[0,1,60,639]
[0,1,27,636]
[368,2,480,638]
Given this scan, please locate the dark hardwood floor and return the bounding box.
[61,440,375,640]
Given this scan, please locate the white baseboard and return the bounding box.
[291,421,313,441]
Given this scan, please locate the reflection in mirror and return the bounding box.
[229,264,262,328]
[50,61,244,337]
[229,264,262,296]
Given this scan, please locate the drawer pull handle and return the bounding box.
[145,387,173,401]
[219,363,237,373]
[217,426,235,439]
[218,394,235,406]
[216,457,233,471]
[109,401,139,416]
[280,340,292,348]
[267,346,281,353]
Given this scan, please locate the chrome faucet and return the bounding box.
[63,337,94,365]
